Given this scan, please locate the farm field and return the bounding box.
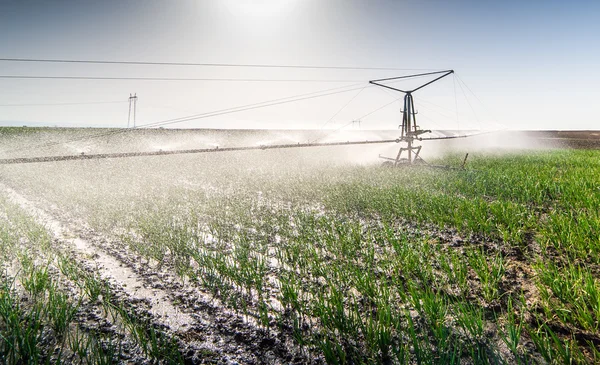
[0,128,599,364]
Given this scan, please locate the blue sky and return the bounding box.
[0,0,598,130]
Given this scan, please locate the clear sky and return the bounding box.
[0,0,598,130]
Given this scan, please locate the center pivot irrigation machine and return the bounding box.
[370,70,460,166]
[0,70,475,166]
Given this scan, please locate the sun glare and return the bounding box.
[222,0,296,18]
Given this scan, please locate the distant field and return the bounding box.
[1,127,599,161]
[0,128,598,364]
[516,130,600,149]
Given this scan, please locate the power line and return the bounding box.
[455,74,502,128]
[318,86,366,130]
[0,100,126,107]
[453,74,460,131]
[139,85,371,129]
[454,75,482,129]
[0,70,451,83]
[311,95,403,143]
[0,57,435,71]
[0,75,366,83]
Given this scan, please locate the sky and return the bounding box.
[0,0,598,130]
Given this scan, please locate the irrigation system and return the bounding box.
[0,70,474,166]
[369,70,455,166]
[0,139,401,165]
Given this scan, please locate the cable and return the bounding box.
[454,76,481,129]
[453,74,460,131]
[414,100,458,120]
[0,57,434,71]
[311,95,403,143]
[357,97,403,120]
[318,86,366,130]
[369,70,453,83]
[414,101,480,130]
[377,87,401,100]
[455,74,487,113]
[140,85,371,129]
[0,75,365,83]
[411,110,446,131]
[0,100,126,107]
[413,96,479,122]
[455,74,502,128]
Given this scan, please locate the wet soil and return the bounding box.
[3,177,598,363]
[0,183,312,364]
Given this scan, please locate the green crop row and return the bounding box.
[2,149,599,363]
[0,196,189,364]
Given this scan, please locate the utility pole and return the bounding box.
[127,93,138,128]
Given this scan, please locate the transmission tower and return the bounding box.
[127,93,138,128]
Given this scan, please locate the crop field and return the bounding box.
[0,128,599,364]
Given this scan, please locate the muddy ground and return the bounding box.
[1,181,565,364]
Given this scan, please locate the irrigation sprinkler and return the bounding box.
[0,139,400,165]
[0,69,478,166]
[369,70,454,166]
